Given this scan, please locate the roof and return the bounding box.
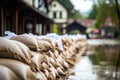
[66,21,86,33]
[0,0,54,23]
[18,0,54,23]
[77,19,95,28]
[52,0,69,11]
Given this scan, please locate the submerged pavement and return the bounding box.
[66,39,120,80]
[87,39,120,46]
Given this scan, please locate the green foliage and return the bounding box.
[116,36,120,40]
[95,21,100,28]
[59,0,74,11]
[59,0,74,18]
[92,46,119,66]
[53,24,59,34]
[74,11,82,20]
[88,54,99,65]
[95,0,119,28]
[94,47,106,62]
[59,0,82,19]
[109,52,118,65]
[88,47,105,65]
[70,30,79,34]
[88,4,98,19]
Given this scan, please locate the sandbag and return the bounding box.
[37,40,52,52]
[52,50,59,58]
[12,40,32,60]
[31,51,44,70]
[43,69,53,79]
[36,71,47,80]
[0,59,36,80]
[40,37,57,49]
[0,65,18,80]
[42,54,50,64]
[12,34,39,51]
[41,62,49,70]
[0,37,30,64]
[61,37,72,47]
[46,33,64,50]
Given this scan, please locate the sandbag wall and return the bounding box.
[0,33,87,80]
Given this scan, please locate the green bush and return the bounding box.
[70,30,79,34]
[53,24,59,34]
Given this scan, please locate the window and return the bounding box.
[6,15,12,31]
[53,12,57,18]
[53,4,56,7]
[32,0,35,7]
[38,0,44,8]
[60,11,62,18]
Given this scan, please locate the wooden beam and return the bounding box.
[42,24,44,35]
[13,7,18,34]
[1,4,4,36]
[22,16,25,33]
[33,17,36,34]
[42,24,47,35]
[50,24,53,33]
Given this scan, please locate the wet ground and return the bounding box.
[66,39,120,80]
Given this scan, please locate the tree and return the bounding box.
[59,0,82,19]
[73,10,82,20]
[88,4,98,19]
[95,1,120,79]
[58,0,74,18]
[95,0,119,28]
[109,0,120,28]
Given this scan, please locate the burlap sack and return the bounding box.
[35,71,47,80]
[37,40,52,52]
[0,37,30,64]
[12,34,39,51]
[61,37,72,47]
[30,51,44,70]
[42,54,50,64]
[40,38,57,49]
[0,65,18,80]
[0,59,36,80]
[12,40,32,60]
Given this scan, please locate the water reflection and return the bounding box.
[89,45,119,66]
[66,45,120,80]
[68,57,98,80]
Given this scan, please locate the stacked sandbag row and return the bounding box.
[0,33,87,80]
[60,35,87,65]
[0,36,37,80]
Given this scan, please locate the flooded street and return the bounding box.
[67,56,98,80]
[66,39,120,80]
[1,0,120,80]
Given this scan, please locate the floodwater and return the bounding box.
[66,39,120,80]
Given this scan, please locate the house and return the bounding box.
[0,0,53,36]
[66,21,86,34]
[101,17,116,38]
[48,0,68,34]
[78,19,95,33]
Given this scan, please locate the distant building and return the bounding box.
[103,17,115,27]
[48,0,68,34]
[0,0,53,36]
[66,21,86,34]
[101,17,116,38]
[78,19,95,33]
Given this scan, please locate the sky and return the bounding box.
[70,0,94,16]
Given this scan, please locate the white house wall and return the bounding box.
[48,1,68,23]
[35,0,39,8]
[23,0,33,6]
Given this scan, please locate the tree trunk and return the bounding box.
[114,0,120,79]
[115,0,120,29]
